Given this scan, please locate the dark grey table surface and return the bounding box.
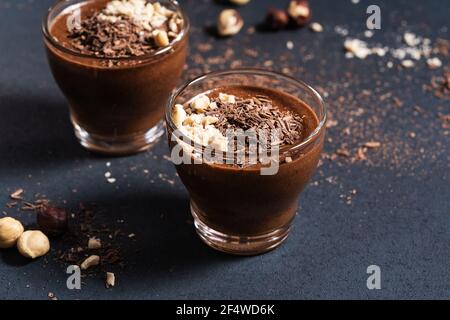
[0,0,449,300]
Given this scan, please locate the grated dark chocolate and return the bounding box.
[68,14,155,58]
[205,94,306,146]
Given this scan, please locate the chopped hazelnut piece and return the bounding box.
[202,116,219,126]
[219,93,236,104]
[107,177,116,184]
[88,237,102,249]
[427,57,442,69]
[173,104,187,127]
[363,141,381,149]
[106,272,115,288]
[309,22,323,33]
[154,30,170,47]
[191,95,211,112]
[80,255,100,270]
[168,18,179,33]
[401,59,415,68]
[287,0,311,27]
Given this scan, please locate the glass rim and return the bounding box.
[165,68,327,155]
[42,0,190,62]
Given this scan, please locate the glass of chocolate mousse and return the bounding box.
[166,69,327,255]
[43,0,189,155]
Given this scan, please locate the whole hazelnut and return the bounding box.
[265,8,289,31]
[217,9,244,37]
[0,217,24,248]
[287,0,311,27]
[17,230,50,259]
[37,205,68,237]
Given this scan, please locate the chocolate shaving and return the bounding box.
[10,188,24,200]
[205,95,305,147]
[21,199,50,211]
[69,14,155,58]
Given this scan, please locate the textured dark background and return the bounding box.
[0,0,449,299]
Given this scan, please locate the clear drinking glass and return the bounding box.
[43,0,190,155]
[166,69,327,255]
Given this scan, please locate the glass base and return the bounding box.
[191,203,291,256]
[72,119,165,156]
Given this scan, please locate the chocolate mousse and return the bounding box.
[167,79,326,255]
[43,0,189,154]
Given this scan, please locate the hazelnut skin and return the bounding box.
[0,217,24,248]
[37,205,68,237]
[287,0,312,27]
[265,8,289,31]
[17,230,50,259]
